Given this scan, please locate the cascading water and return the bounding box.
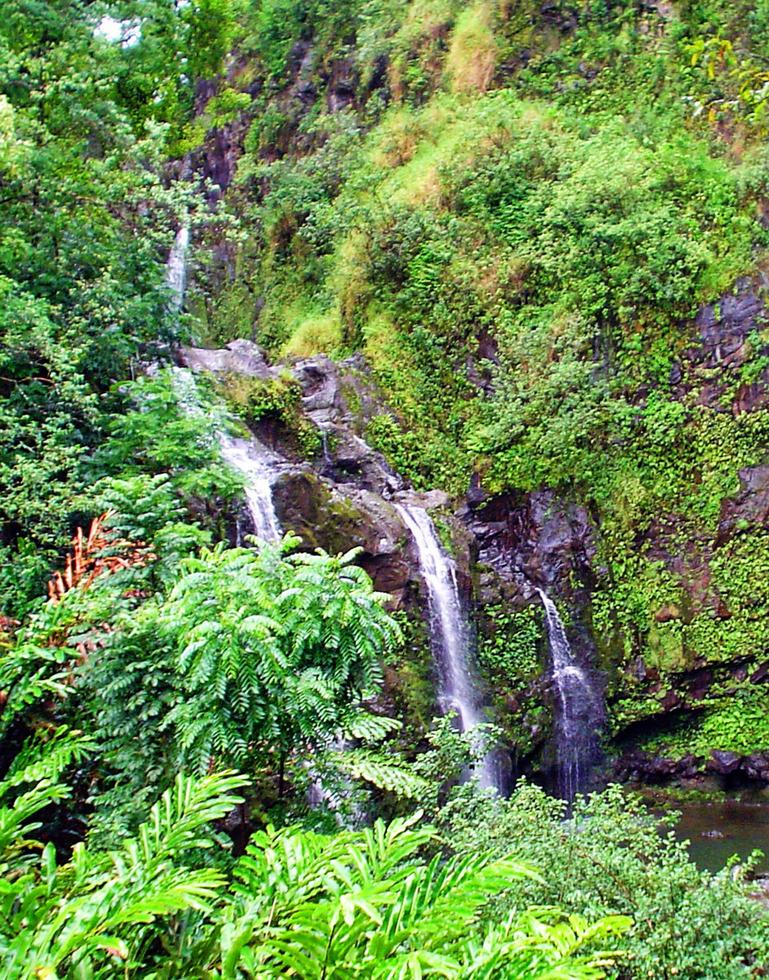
[536,589,603,802]
[396,503,503,792]
[164,218,282,543]
[170,367,281,543]
[218,434,281,542]
[166,224,190,311]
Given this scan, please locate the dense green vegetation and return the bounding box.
[209,0,769,765]
[4,0,769,975]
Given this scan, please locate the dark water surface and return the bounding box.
[667,800,769,873]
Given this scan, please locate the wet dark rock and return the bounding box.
[615,750,702,783]
[686,668,713,701]
[465,332,500,394]
[294,356,346,418]
[325,59,358,113]
[692,277,766,365]
[718,464,769,543]
[742,753,769,783]
[178,343,415,597]
[199,123,246,195]
[194,77,219,115]
[288,41,313,78]
[709,750,742,776]
[465,488,596,602]
[365,54,389,96]
[183,70,256,200]
[295,80,317,106]
[702,750,769,785]
[293,354,403,496]
[671,277,769,413]
[271,470,413,605]
[287,43,317,108]
[660,688,683,711]
[539,2,579,32]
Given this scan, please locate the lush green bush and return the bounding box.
[0,0,232,614]
[438,782,769,979]
[5,0,769,973]
[0,730,630,979]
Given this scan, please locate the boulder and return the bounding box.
[708,750,742,776]
[614,750,702,783]
[180,340,272,378]
[292,354,404,496]
[271,470,413,605]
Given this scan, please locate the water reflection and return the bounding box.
[662,799,769,873]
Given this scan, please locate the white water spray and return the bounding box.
[166,225,190,311]
[536,589,602,802]
[218,434,281,542]
[170,368,281,543]
[396,504,502,792]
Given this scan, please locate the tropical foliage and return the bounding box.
[3,0,769,976]
[0,729,630,978]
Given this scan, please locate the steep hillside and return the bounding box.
[6,3,769,975]
[182,0,769,778]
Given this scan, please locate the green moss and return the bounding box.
[637,687,769,759]
[283,311,343,358]
[478,603,543,686]
[387,610,436,740]
[445,3,497,94]
[647,622,686,673]
[218,371,321,458]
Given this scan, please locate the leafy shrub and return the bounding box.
[0,731,630,980]
[161,541,399,772]
[220,371,322,457]
[478,605,543,682]
[439,782,769,979]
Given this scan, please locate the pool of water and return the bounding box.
[666,800,769,873]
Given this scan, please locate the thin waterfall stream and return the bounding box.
[396,503,503,792]
[166,224,190,311]
[536,589,603,801]
[171,367,282,543]
[218,434,281,542]
[165,223,282,543]
[165,222,504,795]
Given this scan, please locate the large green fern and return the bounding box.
[0,768,248,979]
[163,541,400,775]
[218,812,629,979]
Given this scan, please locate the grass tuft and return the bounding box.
[446,2,497,94]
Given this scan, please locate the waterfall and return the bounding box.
[536,589,602,802]
[218,434,281,542]
[396,503,502,792]
[164,220,280,542]
[170,368,281,543]
[166,224,190,311]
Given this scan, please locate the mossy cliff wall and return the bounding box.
[182,1,769,781]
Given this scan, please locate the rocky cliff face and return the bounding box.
[164,0,769,794]
[180,340,594,781]
[181,289,769,792]
[179,341,482,745]
[597,278,769,787]
[178,338,610,791]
